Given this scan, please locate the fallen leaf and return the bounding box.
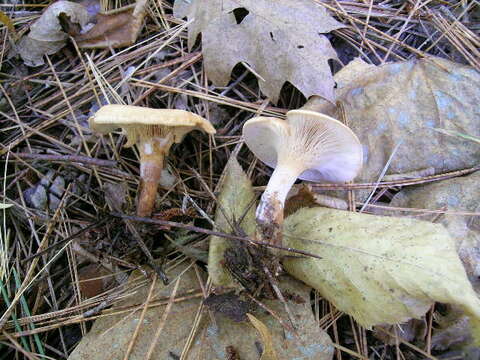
[208,155,256,287]
[0,203,12,210]
[68,263,334,360]
[309,57,480,201]
[17,0,148,66]
[282,207,480,328]
[17,1,90,66]
[173,0,344,103]
[389,171,480,289]
[74,0,148,49]
[247,313,278,360]
[388,171,480,348]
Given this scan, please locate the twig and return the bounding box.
[110,213,323,261]
[311,165,480,190]
[9,153,117,167]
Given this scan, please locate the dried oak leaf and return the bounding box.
[74,0,147,48]
[173,0,344,103]
[17,1,89,66]
[17,0,147,66]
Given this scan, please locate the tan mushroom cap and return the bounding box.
[89,104,216,217]
[89,104,216,146]
[243,109,363,183]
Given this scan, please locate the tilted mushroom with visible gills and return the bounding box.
[242,109,363,245]
[89,104,216,217]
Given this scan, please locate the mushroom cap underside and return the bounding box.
[89,104,216,135]
[242,110,363,183]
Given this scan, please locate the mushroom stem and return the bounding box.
[256,163,304,245]
[301,95,337,117]
[137,136,173,217]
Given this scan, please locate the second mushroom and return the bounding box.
[90,105,216,217]
[243,108,363,245]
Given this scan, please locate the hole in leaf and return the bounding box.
[297,45,304,49]
[232,8,249,24]
[269,32,275,41]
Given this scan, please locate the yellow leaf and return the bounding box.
[283,207,480,328]
[208,155,256,287]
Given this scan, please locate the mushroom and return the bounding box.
[242,109,362,245]
[89,104,216,217]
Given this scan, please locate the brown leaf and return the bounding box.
[78,265,114,299]
[17,1,89,66]
[74,0,147,49]
[17,0,147,66]
[174,0,344,103]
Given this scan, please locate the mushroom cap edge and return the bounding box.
[89,104,216,134]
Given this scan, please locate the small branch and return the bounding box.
[311,165,480,190]
[110,213,323,261]
[8,153,117,167]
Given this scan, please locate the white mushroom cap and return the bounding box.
[243,109,363,183]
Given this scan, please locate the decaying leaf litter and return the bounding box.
[1,0,480,358]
